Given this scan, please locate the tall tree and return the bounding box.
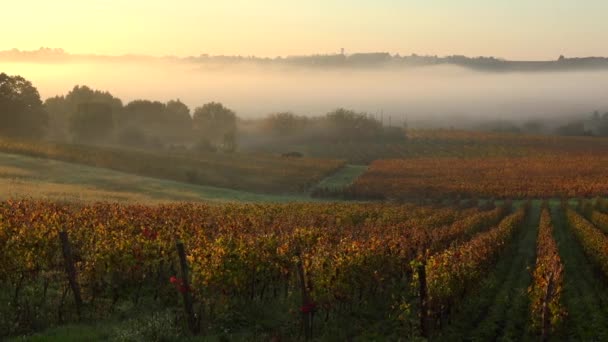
[44,85,122,141]
[325,108,382,142]
[193,102,237,148]
[165,99,192,128]
[0,73,48,139]
[121,99,193,143]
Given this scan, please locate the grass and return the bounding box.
[311,164,367,191]
[0,151,332,204]
[0,137,345,194]
[9,324,112,342]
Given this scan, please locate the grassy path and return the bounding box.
[311,164,367,191]
[551,204,608,340]
[435,202,540,341]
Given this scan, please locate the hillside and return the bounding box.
[0,137,345,194]
[0,151,333,203]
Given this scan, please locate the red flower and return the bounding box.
[170,276,190,293]
[300,302,316,314]
[178,284,189,294]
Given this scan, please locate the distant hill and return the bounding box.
[3,48,608,72]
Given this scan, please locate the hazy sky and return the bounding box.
[3,0,608,59]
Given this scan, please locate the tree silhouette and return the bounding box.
[121,99,193,143]
[0,73,48,139]
[193,102,236,148]
[45,85,122,141]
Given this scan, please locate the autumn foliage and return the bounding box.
[565,208,608,277]
[351,156,608,199]
[0,199,511,337]
[529,205,565,334]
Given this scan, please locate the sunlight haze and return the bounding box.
[3,0,608,59]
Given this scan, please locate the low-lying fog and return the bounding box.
[2,60,607,128]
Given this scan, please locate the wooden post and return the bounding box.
[176,241,199,334]
[541,274,554,342]
[417,263,429,338]
[59,231,83,319]
[296,252,312,340]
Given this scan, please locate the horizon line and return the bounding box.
[0,47,597,63]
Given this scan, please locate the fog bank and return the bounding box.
[2,60,607,128]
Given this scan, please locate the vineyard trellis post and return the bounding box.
[176,240,199,334]
[58,231,83,319]
[417,262,429,338]
[541,273,554,342]
[296,250,313,340]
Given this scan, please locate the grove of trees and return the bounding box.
[0,73,408,155]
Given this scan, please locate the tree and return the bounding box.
[324,108,382,142]
[121,100,166,126]
[69,103,114,143]
[598,121,608,137]
[222,131,237,153]
[192,102,237,146]
[121,99,193,143]
[166,99,192,128]
[45,85,122,141]
[555,121,591,136]
[264,112,309,136]
[164,99,193,141]
[0,73,48,138]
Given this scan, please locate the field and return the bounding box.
[6,130,608,340]
[255,130,608,164]
[298,130,608,200]
[0,137,345,194]
[5,199,608,340]
[350,155,608,199]
[0,151,334,204]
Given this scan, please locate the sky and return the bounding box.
[2,0,608,60]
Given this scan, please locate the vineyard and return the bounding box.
[265,130,608,164]
[348,156,608,199]
[3,198,608,340]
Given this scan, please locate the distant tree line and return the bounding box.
[8,72,608,155]
[474,111,608,138]
[6,48,608,72]
[554,110,608,137]
[43,85,238,152]
[0,73,407,156]
[260,109,405,144]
